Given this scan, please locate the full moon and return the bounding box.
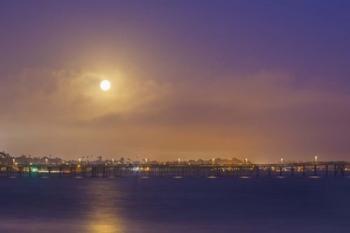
[100,80,111,91]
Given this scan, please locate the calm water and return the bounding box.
[0,176,350,233]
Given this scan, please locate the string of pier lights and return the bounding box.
[238,155,320,165]
[278,155,319,164]
[141,155,320,180]
[143,155,321,180]
[277,155,320,179]
[238,155,320,180]
[240,155,319,164]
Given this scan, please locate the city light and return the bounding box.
[31,167,38,173]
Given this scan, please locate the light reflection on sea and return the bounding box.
[0,177,349,233]
[84,181,124,233]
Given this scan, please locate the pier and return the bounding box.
[0,161,349,178]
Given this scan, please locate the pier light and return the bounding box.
[280,158,284,163]
[244,158,248,163]
[314,155,318,162]
[78,158,82,163]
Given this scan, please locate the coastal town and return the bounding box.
[1,151,348,178]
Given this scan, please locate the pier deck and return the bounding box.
[0,161,349,178]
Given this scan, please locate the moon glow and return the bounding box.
[100,80,111,91]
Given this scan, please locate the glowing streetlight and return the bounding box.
[314,155,318,162]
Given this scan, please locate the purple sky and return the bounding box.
[0,0,350,162]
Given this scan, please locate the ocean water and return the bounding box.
[0,176,349,233]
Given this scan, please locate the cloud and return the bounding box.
[1,68,350,161]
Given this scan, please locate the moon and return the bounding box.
[100,80,111,91]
